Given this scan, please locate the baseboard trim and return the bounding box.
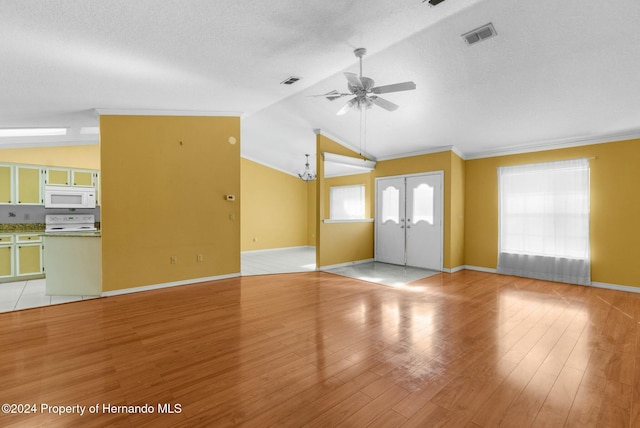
[241,246,314,254]
[590,281,640,294]
[320,259,375,271]
[459,267,640,294]
[101,273,241,297]
[443,266,466,273]
[462,265,498,274]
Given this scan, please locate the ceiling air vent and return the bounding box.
[424,0,446,6]
[281,76,302,85]
[462,23,497,46]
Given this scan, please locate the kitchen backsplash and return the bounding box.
[0,205,100,224]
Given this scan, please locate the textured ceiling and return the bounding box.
[1,0,640,175]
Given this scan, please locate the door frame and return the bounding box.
[374,171,444,271]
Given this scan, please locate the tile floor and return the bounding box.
[324,261,440,287]
[0,278,99,314]
[0,247,437,314]
[241,246,317,275]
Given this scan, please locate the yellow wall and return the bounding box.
[374,150,464,270]
[240,158,309,251]
[100,115,240,292]
[464,138,640,288]
[316,134,374,268]
[450,152,465,268]
[0,144,100,169]
[307,179,316,246]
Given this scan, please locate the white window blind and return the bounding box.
[330,185,365,220]
[497,158,590,285]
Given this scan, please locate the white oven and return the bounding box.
[45,214,97,233]
[44,185,96,209]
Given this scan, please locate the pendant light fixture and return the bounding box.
[297,154,316,182]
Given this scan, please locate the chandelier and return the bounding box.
[297,154,316,182]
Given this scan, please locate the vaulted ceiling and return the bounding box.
[2,0,639,175]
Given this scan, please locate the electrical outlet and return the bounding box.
[197,254,203,262]
[170,256,177,264]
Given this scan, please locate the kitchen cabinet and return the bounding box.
[0,235,14,278]
[71,169,95,186]
[16,165,42,204]
[0,164,13,204]
[44,234,101,295]
[0,233,44,282]
[45,168,70,185]
[16,234,43,276]
[0,163,99,206]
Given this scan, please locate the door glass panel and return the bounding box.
[382,186,400,224]
[412,183,434,225]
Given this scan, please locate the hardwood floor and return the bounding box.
[0,270,639,427]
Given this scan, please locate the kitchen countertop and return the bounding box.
[0,223,45,233]
[44,231,102,237]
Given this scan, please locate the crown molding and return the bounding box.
[94,108,243,117]
[464,130,640,160]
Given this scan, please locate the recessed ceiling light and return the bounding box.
[0,128,68,137]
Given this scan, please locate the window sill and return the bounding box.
[323,218,374,224]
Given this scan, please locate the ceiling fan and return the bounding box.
[313,48,416,115]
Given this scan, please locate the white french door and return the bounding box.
[375,172,443,270]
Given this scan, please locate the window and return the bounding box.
[497,158,590,285]
[330,185,365,220]
[381,185,400,224]
[412,183,434,225]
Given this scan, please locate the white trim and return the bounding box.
[442,265,466,273]
[95,108,243,117]
[376,145,466,161]
[101,273,240,297]
[313,129,377,161]
[323,152,376,169]
[241,245,314,254]
[456,268,640,293]
[324,169,373,178]
[319,258,374,271]
[464,129,640,160]
[323,218,374,224]
[590,281,640,294]
[241,154,300,178]
[462,265,498,273]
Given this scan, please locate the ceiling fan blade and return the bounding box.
[370,96,399,112]
[371,81,416,94]
[336,98,357,115]
[326,93,350,101]
[307,90,351,101]
[344,72,364,91]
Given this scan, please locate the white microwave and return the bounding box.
[44,185,96,209]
